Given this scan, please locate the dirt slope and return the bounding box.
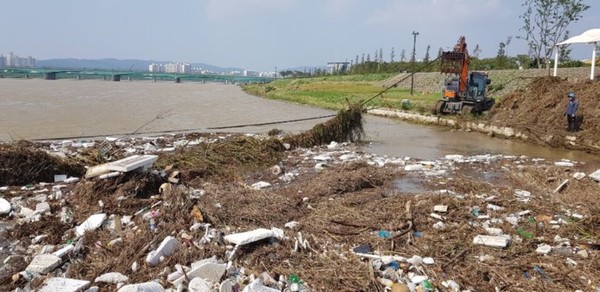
[489,77,600,151]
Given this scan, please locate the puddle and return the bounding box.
[462,169,503,183]
[393,176,428,194]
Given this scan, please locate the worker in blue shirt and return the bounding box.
[564,92,579,132]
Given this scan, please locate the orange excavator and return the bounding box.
[432,36,495,114]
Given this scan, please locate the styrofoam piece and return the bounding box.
[554,161,574,167]
[224,228,274,245]
[172,262,226,286]
[26,254,62,274]
[220,279,233,292]
[410,275,428,284]
[188,277,212,292]
[36,202,51,213]
[53,244,75,258]
[117,281,164,292]
[38,277,90,292]
[404,164,424,171]
[95,272,129,284]
[146,236,180,266]
[433,205,448,213]
[473,235,509,248]
[75,213,107,237]
[484,228,504,236]
[86,155,158,178]
[191,256,218,269]
[589,169,600,182]
[241,279,280,292]
[251,181,272,190]
[64,177,80,183]
[0,197,11,214]
[536,244,552,255]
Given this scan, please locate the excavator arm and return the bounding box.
[440,36,469,98]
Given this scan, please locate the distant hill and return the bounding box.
[35,58,243,73]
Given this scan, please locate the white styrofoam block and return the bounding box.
[38,277,90,292]
[117,281,164,292]
[473,235,509,248]
[171,262,226,286]
[86,155,158,178]
[433,205,448,213]
[95,272,129,284]
[146,236,180,266]
[188,277,212,292]
[0,197,11,214]
[26,254,62,274]
[76,213,107,237]
[224,228,273,245]
[589,169,600,182]
[53,244,75,258]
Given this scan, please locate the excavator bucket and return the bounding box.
[440,52,466,74]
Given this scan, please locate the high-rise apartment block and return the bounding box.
[148,62,191,74]
[0,52,35,67]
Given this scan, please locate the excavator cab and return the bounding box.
[433,36,495,115]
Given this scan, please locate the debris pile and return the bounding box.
[1,131,600,291]
[490,76,600,151]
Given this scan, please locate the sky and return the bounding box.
[1,0,598,72]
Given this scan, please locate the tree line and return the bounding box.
[280,0,592,78]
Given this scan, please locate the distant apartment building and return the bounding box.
[327,62,349,74]
[243,70,258,77]
[0,52,35,67]
[148,62,191,74]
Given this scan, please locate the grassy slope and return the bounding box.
[242,74,440,113]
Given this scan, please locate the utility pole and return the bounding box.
[411,31,419,95]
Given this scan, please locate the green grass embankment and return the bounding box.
[242,74,440,114]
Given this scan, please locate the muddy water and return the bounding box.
[1,78,599,164]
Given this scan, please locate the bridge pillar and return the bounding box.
[175,77,181,83]
[44,72,56,80]
[111,75,121,81]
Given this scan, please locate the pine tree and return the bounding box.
[424,45,431,62]
[390,47,396,62]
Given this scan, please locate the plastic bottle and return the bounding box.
[149,218,158,233]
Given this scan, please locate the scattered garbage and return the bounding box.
[0,133,598,291]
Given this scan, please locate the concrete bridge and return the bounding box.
[0,67,274,84]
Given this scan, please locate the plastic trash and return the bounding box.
[290,274,302,284]
[378,230,392,238]
[149,218,158,233]
[516,228,533,239]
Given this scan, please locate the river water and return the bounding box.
[1,78,599,164]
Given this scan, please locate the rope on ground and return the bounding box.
[360,56,441,107]
[206,114,335,130]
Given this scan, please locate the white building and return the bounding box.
[1,52,35,67]
[149,63,164,72]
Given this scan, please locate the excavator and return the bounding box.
[432,36,495,115]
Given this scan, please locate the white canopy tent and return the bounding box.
[553,28,600,80]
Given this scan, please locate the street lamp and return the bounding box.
[411,31,419,95]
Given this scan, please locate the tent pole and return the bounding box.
[591,42,597,80]
[553,47,559,77]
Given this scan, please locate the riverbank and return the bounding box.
[1,131,599,291]
[243,76,600,155]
